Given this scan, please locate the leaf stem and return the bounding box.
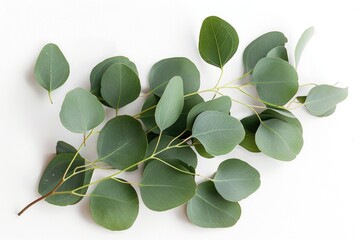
[212,68,224,99]
[48,91,53,104]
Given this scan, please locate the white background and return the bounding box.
[1,0,359,239]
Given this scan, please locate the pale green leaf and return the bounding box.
[295,27,314,68]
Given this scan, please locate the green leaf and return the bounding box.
[90,56,138,105]
[186,96,232,129]
[187,181,241,228]
[38,153,92,206]
[34,43,70,100]
[266,46,289,61]
[146,135,197,168]
[252,57,299,106]
[56,141,77,154]
[140,94,203,136]
[260,109,303,133]
[304,85,348,117]
[149,57,200,96]
[90,179,139,231]
[100,63,141,110]
[97,115,147,170]
[295,27,314,68]
[192,111,245,156]
[297,96,306,104]
[198,16,239,68]
[155,76,184,131]
[60,88,105,133]
[239,114,261,153]
[255,119,304,161]
[214,159,260,202]
[243,31,287,72]
[140,161,196,211]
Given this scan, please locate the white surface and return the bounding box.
[1,0,359,239]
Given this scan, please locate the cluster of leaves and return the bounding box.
[20,16,348,231]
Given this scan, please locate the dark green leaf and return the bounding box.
[255,119,303,161]
[304,85,348,117]
[193,140,214,158]
[266,46,288,61]
[199,16,239,68]
[146,135,197,168]
[192,111,245,156]
[140,161,196,211]
[243,31,287,72]
[239,114,261,153]
[187,181,241,228]
[149,57,200,96]
[100,63,141,110]
[186,96,232,129]
[155,76,184,131]
[295,27,314,68]
[56,141,77,154]
[34,43,70,98]
[297,96,306,104]
[214,159,260,202]
[252,57,298,106]
[60,88,105,133]
[90,179,139,231]
[140,94,159,133]
[97,116,147,170]
[90,56,138,104]
[38,153,91,206]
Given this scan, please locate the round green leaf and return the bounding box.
[252,57,299,106]
[243,31,288,72]
[60,88,105,133]
[192,111,245,156]
[255,119,304,161]
[199,16,239,68]
[90,179,139,231]
[140,161,196,211]
[214,158,260,202]
[90,56,138,104]
[304,85,348,117]
[146,135,197,168]
[149,57,200,96]
[97,115,147,170]
[100,63,141,110]
[295,27,314,68]
[187,181,241,228]
[38,153,92,206]
[34,43,70,96]
[155,76,184,131]
[266,46,289,61]
[186,96,232,129]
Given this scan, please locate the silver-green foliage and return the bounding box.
[21,16,348,231]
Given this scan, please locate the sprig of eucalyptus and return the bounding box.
[19,16,348,231]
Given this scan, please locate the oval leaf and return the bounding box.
[266,46,289,61]
[140,161,196,211]
[295,27,314,68]
[60,88,105,133]
[199,16,239,68]
[214,159,260,202]
[90,56,138,104]
[255,119,304,161]
[187,181,241,228]
[186,96,232,129]
[90,179,139,231]
[146,135,197,168]
[304,85,348,117]
[34,43,70,99]
[149,57,200,96]
[243,31,287,72]
[252,57,298,106]
[155,76,184,131]
[192,111,245,156]
[239,114,261,153]
[56,141,77,154]
[100,63,141,110]
[38,153,92,206]
[97,115,147,170]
